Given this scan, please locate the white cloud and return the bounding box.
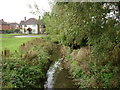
[0,0,51,23]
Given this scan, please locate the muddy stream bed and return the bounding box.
[44,59,77,88]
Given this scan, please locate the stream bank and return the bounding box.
[2,38,63,88]
[2,38,79,88]
[44,58,77,88]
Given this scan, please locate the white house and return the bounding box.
[19,17,45,34]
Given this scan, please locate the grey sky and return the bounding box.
[0,0,51,23]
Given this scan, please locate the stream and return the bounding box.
[44,58,77,89]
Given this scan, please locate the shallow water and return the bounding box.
[44,59,77,88]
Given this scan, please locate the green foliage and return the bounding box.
[2,49,49,88]
[43,1,120,53]
[2,38,62,88]
[3,60,45,88]
[72,69,83,78]
[42,2,120,88]
[65,52,120,88]
[1,29,20,34]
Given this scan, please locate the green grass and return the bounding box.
[1,34,25,37]
[1,34,44,37]
[1,37,40,52]
[0,34,46,52]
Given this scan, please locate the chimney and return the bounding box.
[24,17,26,21]
[1,19,3,21]
[24,17,27,27]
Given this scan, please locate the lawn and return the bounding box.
[1,34,42,37]
[1,34,25,37]
[1,34,42,52]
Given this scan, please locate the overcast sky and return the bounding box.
[0,0,51,23]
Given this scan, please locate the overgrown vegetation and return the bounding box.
[2,1,120,88]
[62,46,120,88]
[2,38,62,88]
[42,2,120,88]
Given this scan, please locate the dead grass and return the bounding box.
[20,38,62,62]
[62,46,91,73]
[71,46,90,61]
[70,46,91,72]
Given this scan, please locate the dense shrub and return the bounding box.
[42,2,120,88]
[2,38,62,88]
[2,49,49,88]
[1,29,20,34]
[3,59,45,88]
[63,46,120,88]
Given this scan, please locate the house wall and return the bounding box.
[16,25,19,29]
[20,25,25,33]
[0,25,2,30]
[0,25,11,30]
[20,24,43,34]
[10,26,14,29]
[10,25,19,30]
[25,25,38,34]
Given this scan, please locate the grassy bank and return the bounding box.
[1,34,24,37]
[1,34,44,37]
[2,37,39,52]
[2,34,120,88]
[62,45,120,88]
[45,36,120,88]
[1,34,44,52]
[2,37,62,88]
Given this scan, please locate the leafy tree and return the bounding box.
[42,2,120,88]
[43,2,120,57]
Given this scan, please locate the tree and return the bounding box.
[27,27,32,34]
[43,2,120,55]
[42,2,120,88]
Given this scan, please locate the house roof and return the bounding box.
[0,19,9,25]
[10,23,18,26]
[19,18,44,26]
[19,21,25,26]
[25,18,37,25]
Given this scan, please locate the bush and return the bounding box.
[1,29,20,34]
[2,50,49,88]
[63,46,120,88]
[2,38,62,88]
